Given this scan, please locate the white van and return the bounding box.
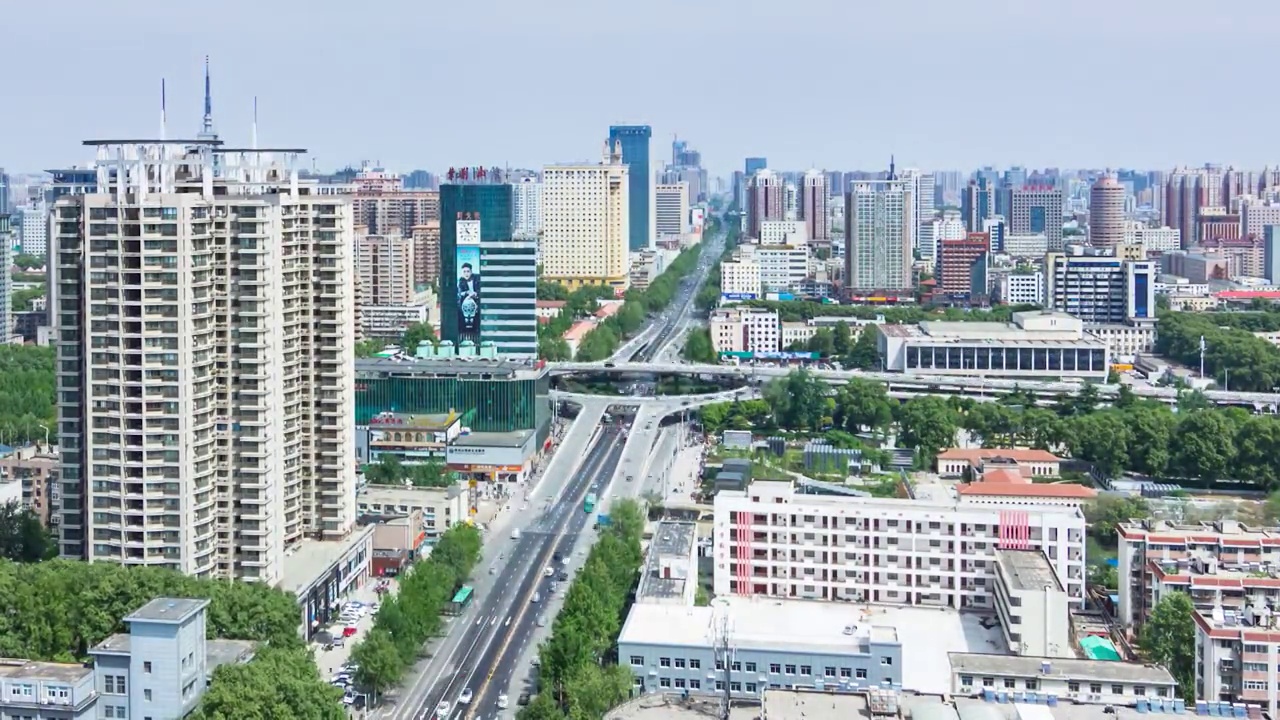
[510,528,521,540]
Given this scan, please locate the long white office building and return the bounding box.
[713,478,1088,611]
[51,139,356,583]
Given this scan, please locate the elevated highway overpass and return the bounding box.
[548,361,1280,411]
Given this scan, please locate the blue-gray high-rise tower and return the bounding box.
[608,125,652,251]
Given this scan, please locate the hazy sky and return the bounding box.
[4,0,1272,176]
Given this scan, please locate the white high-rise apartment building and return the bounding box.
[20,204,48,256]
[51,141,356,582]
[927,212,966,261]
[540,141,630,290]
[654,182,688,237]
[901,169,936,259]
[844,177,914,292]
[800,169,830,243]
[512,175,542,241]
[759,220,807,246]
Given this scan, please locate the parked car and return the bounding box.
[497,693,509,709]
[342,625,358,638]
[458,688,474,705]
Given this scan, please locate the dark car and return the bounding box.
[557,570,569,582]
[518,692,532,706]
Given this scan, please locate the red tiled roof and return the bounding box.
[936,448,1060,463]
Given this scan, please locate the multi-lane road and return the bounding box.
[389,408,631,720]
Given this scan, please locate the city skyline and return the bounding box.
[2,0,1274,174]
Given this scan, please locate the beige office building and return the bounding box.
[1089,175,1125,247]
[654,182,688,237]
[540,141,630,291]
[51,141,356,583]
[357,230,416,306]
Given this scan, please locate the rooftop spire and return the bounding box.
[199,56,216,139]
[888,154,897,181]
[160,78,167,140]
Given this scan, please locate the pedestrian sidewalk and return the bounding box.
[313,577,399,680]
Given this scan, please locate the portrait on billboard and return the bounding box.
[456,244,481,343]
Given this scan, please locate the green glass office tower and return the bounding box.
[440,180,537,357]
[608,125,652,251]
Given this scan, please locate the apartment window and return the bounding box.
[715,681,725,691]
[674,658,686,669]
[1004,678,1017,689]
[659,657,671,668]
[1157,688,1169,697]
[690,679,701,690]
[674,679,686,689]
[732,661,742,672]
[800,665,812,676]
[784,664,797,675]
[690,659,701,670]
[1111,685,1123,695]
[840,668,852,679]
[769,663,781,674]
[746,682,758,694]
[881,657,893,666]
[659,677,671,689]
[857,668,868,679]
[715,659,724,671]
[1090,683,1102,694]
[1244,681,1269,691]
[983,678,994,687]
[144,661,152,673]
[144,689,152,701]
[745,662,757,673]
[824,666,837,678]
[629,656,644,666]
[107,707,116,718]
[1134,686,1145,696]
[1068,681,1080,692]
[1025,680,1038,690]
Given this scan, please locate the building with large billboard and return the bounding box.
[439,175,537,357]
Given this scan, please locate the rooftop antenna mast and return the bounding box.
[251,96,258,149]
[160,79,167,140]
[714,600,732,720]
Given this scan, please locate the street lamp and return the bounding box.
[38,424,50,449]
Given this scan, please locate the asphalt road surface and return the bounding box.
[417,422,628,720]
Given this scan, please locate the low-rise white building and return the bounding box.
[877,311,1110,381]
[759,219,807,246]
[1000,272,1044,305]
[713,478,1089,611]
[1003,234,1048,259]
[355,483,468,538]
[993,549,1071,658]
[709,307,779,354]
[1124,222,1182,254]
[720,259,761,300]
[949,654,1177,706]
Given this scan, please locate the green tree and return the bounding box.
[351,629,404,700]
[517,693,565,720]
[0,502,56,562]
[355,339,386,358]
[1140,592,1196,702]
[832,322,853,356]
[13,254,44,270]
[681,328,717,363]
[11,285,45,312]
[538,335,572,361]
[191,647,345,720]
[401,322,436,353]
[835,378,894,435]
[1084,495,1150,546]
[895,396,958,460]
[1171,411,1238,482]
[844,325,881,370]
[1067,412,1133,479]
[764,370,827,431]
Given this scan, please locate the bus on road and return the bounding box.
[446,586,474,615]
[584,493,597,513]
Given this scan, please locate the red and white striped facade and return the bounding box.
[713,481,1087,610]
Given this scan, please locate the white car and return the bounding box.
[497,693,509,709]
[435,701,451,718]
[458,688,474,705]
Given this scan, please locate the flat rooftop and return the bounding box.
[452,429,533,449]
[355,356,545,380]
[280,526,375,597]
[358,482,465,502]
[1118,518,1280,545]
[0,658,92,684]
[949,653,1174,686]
[637,521,698,601]
[206,639,258,669]
[620,600,1005,695]
[722,480,1084,519]
[879,321,1103,348]
[995,550,1063,593]
[127,597,210,624]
